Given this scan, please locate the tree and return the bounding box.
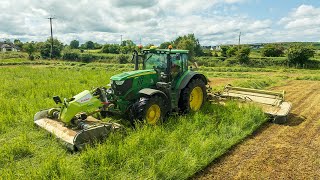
[236,46,251,64]
[176,38,195,59]
[262,44,284,57]
[120,40,136,53]
[85,41,94,49]
[121,40,135,47]
[220,46,228,57]
[70,40,79,49]
[173,34,203,59]
[40,38,64,59]
[4,39,11,43]
[159,42,172,49]
[14,39,23,49]
[287,45,315,66]
[226,46,237,57]
[94,42,102,49]
[101,44,120,54]
[120,46,130,54]
[22,42,36,60]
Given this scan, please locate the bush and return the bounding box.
[117,54,129,64]
[29,55,35,60]
[248,57,287,67]
[101,44,120,54]
[226,46,237,57]
[81,54,94,63]
[236,46,251,64]
[22,42,36,60]
[261,44,284,57]
[287,45,315,66]
[220,46,228,57]
[62,51,80,61]
[39,38,64,59]
[202,49,212,57]
[223,57,239,66]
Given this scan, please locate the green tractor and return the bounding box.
[110,47,208,123]
[34,46,292,151]
[34,46,208,150]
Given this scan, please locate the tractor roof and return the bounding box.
[142,49,189,54]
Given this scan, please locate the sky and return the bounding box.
[0,0,320,46]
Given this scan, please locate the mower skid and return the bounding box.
[34,110,122,151]
[210,85,292,122]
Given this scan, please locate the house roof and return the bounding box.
[0,42,16,49]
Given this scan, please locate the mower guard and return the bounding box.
[34,110,122,151]
[210,85,292,123]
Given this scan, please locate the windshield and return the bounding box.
[144,53,167,70]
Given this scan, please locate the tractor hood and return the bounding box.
[110,69,156,81]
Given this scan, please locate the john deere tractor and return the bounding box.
[34,46,291,150]
[34,46,208,150]
[111,47,208,123]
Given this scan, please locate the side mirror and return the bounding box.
[53,96,62,104]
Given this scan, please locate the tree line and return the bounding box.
[6,34,318,67]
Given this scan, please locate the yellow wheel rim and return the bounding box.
[189,86,203,111]
[146,104,161,125]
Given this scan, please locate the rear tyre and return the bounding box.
[179,78,207,113]
[133,95,167,125]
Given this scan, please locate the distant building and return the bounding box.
[213,45,221,51]
[202,45,222,51]
[250,43,264,49]
[201,46,212,50]
[0,42,19,52]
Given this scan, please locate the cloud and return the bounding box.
[279,4,320,29]
[0,0,253,45]
[275,4,320,42]
[110,0,158,8]
[0,0,318,46]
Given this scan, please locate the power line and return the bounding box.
[47,17,55,59]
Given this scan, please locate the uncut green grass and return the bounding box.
[0,66,266,179]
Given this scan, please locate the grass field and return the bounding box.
[0,57,319,179]
[0,65,268,179]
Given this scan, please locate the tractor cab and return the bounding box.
[133,46,189,83]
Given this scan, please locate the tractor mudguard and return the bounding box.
[139,88,168,100]
[177,71,208,90]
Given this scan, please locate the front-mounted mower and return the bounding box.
[34,46,292,151]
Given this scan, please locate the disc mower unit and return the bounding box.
[208,85,292,123]
[34,46,292,150]
[34,110,121,151]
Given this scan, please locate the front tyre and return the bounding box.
[179,78,207,113]
[134,95,166,125]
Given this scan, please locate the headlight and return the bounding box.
[115,80,125,85]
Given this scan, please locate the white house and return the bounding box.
[0,42,18,52]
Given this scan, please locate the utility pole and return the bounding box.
[238,31,241,51]
[139,37,142,45]
[120,35,123,45]
[47,17,55,59]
